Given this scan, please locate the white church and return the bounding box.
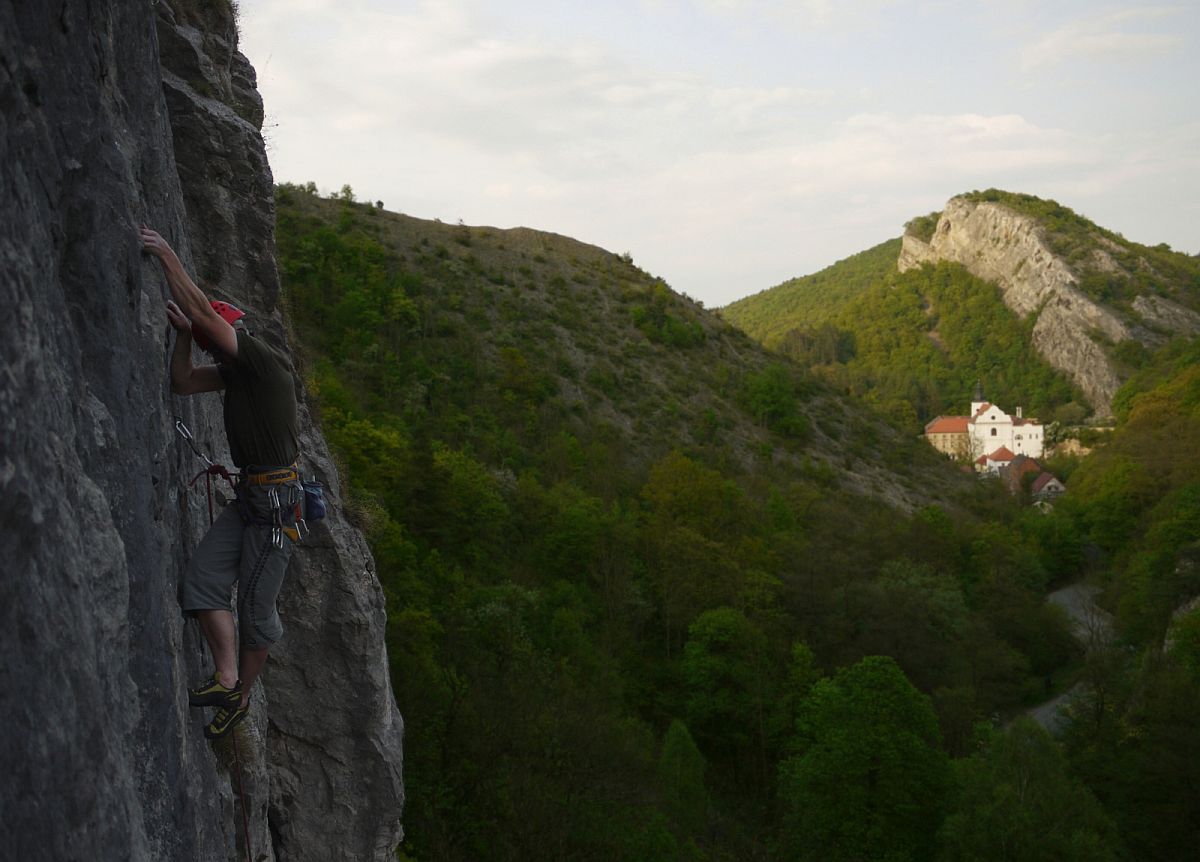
[923,383,1044,467]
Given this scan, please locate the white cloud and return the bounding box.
[1020,6,1185,70]
[247,0,827,177]
[239,0,1200,306]
[692,0,897,30]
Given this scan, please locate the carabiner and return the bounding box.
[174,417,214,467]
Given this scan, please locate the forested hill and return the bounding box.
[1028,334,1200,859]
[721,190,1200,428]
[722,238,1087,430]
[720,238,901,347]
[273,185,1091,860]
[275,184,960,511]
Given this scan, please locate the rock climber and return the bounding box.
[141,225,302,740]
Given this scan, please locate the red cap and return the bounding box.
[193,300,245,351]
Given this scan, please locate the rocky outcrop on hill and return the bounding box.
[1,1,402,859]
[899,196,1194,417]
[1132,294,1200,340]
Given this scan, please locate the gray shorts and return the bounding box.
[180,479,302,648]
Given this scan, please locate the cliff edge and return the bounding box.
[1,1,403,859]
[899,195,1200,417]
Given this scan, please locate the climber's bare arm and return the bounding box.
[141,226,238,358]
[167,300,225,395]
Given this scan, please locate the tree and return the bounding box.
[938,719,1119,861]
[642,451,747,539]
[642,453,749,650]
[744,363,809,437]
[658,720,708,835]
[833,559,972,693]
[651,526,741,653]
[767,641,822,751]
[1066,657,1200,861]
[681,607,769,763]
[778,656,950,861]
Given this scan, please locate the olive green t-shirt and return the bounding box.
[219,329,299,469]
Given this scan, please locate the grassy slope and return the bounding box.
[279,190,962,510]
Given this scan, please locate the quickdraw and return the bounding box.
[176,418,237,524]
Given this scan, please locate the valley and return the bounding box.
[275,184,1200,860]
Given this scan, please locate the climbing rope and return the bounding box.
[175,418,254,862]
[188,462,236,525]
[231,733,253,862]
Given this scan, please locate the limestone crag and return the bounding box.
[1131,294,1200,342]
[900,197,1133,415]
[1,1,402,859]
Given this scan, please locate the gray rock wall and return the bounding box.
[899,198,1128,416]
[1,1,402,859]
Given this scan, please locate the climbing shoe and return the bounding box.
[204,703,250,740]
[188,674,242,709]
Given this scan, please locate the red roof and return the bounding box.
[1011,456,1041,475]
[973,402,993,417]
[925,416,969,434]
[986,446,1015,462]
[1031,472,1061,494]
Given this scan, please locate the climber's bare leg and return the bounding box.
[237,647,269,708]
[196,609,238,689]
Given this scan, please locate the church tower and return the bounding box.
[970,379,987,416]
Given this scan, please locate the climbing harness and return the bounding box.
[175,417,317,542]
[174,417,254,862]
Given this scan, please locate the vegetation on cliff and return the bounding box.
[961,189,1200,311]
[904,211,942,243]
[275,184,1096,860]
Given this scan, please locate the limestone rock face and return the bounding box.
[1,1,402,859]
[899,198,1129,415]
[1132,294,1200,341]
[899,196,1194,417]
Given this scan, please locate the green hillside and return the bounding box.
[818,262,1086,427]
[277,184,957,509]
[1038,338,1200,858]
[721,238,900,346]
[723,244,1087,429]
[724,191,1200,432]
[274,184,1088,861]
[717,186,1200,858]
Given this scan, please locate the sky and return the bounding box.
[237,0,1200,308]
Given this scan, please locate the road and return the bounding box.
[1025,583,1113,735]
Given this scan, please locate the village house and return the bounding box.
[1031,472,1066,501]
[998,453,1043,492]
[974,446,1014,476]
[923,415,971,460]
[923,383,1044,466]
